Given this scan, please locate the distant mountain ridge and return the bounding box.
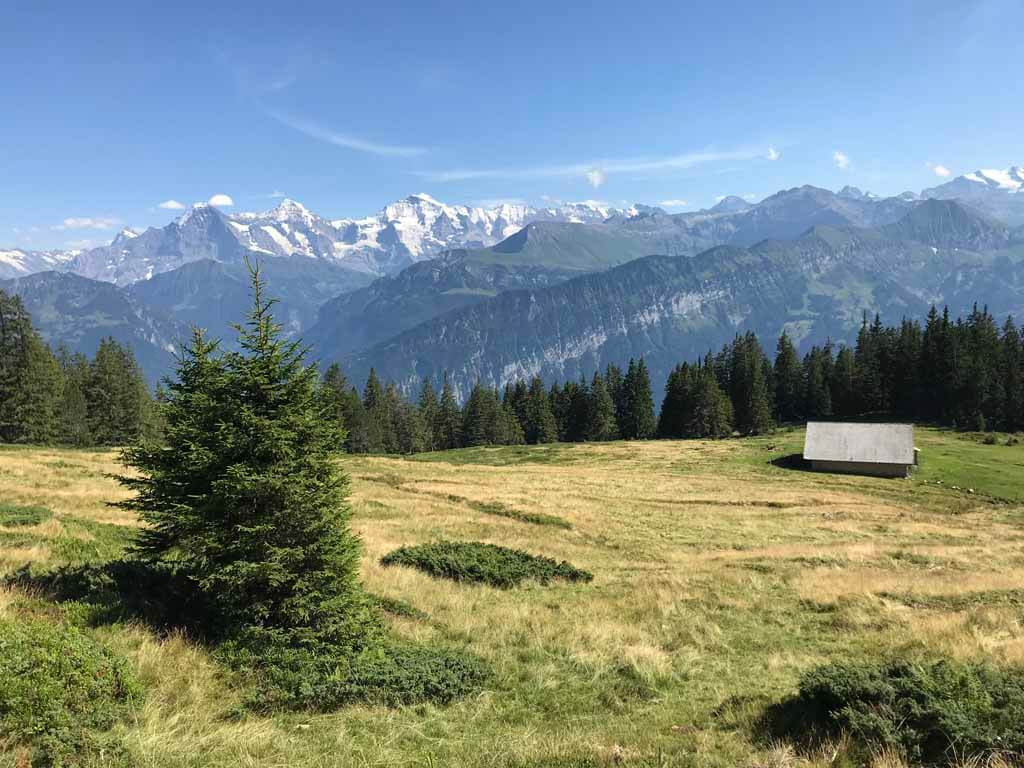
[13,195,635,287]
[4,175,1024,390]
[923,164,1024,225]
[338,200,1024,400]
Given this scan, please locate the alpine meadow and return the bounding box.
[4,2,1024,767]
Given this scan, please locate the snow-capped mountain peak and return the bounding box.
[963,166,1024,192]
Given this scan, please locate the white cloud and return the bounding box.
[657,199,689,208]
[266,190,287,199]
[766,146,780,161]
[420,146,772,185]
[64,238,102,249]
[471,198,527,208]
[585,168,607,188]
[267,109,427,158]
[158,199,185,210]
[833,151,851,170]
[927,162,952,178]
[54,216,121,231]
[208,194,234,207]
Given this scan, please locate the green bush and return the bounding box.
[381,540,593,589]
[0,502,51,527]
[222,638,488,712]
[0,617,142,767]
[764,658,1024,765]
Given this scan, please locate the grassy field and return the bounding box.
[2,427,1024,767]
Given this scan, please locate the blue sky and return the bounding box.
[2,0,1022,250]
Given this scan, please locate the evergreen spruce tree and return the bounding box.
[86,338,151,445]
[1002,317,1022,432]
[773,332,803,423]
[688,365,733,438]
[417,378,440,451]
[587,371,618,441]
[831,345,858,419]
[524,375,559,444]
[361,369,390,452]
[622,357,656,439]
[119,263,381,656]
[0,291,63,444]
[803,346,833,419]
[58,348,93,447]
[321,364,352,450]
[437,371,462,449]
[657,364,692,439]
[564,377,591,442]
[729,334,773,435]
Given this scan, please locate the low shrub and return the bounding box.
[381,540,593,588]
[223,638,488,712]
[763,658,1024,765]
[0,617,142,767]
[0,502,51,527]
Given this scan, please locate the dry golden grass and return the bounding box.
[1,430,1023,767]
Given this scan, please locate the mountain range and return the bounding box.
[2,165,1023,394]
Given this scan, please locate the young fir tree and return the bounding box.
[119,262,381,655]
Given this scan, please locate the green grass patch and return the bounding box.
[457,496,572,529]
[0,502,51,527]
[53,518,135,564]
[763,658,1024,765]
[370,593,429,621]
[880,589,1024,611]
[381,541,593,589]
[0,617,141,767]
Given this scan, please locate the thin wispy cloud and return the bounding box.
[585,169,608,189]
[420,147,771,185]
[266,190,287,199]
[833,150,851,170]
[926,162,952,178]
[158,199,185,210]
[267,109,428,158]
[471,198,527,208]
[766,146,780,161]
[54,216,121,231]
[658,199,689,208]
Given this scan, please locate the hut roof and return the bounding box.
[803,422,915,465]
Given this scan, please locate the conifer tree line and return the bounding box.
[0,289,157,446]
[4,286,1023,450]
[325,304,1024,453]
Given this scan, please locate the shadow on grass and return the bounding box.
[770,453,814,472]
[6,560,217,639]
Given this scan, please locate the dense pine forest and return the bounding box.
[0,290,157,446]
[2,285,1022,451]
